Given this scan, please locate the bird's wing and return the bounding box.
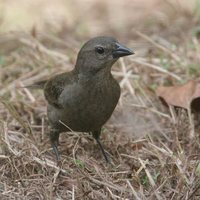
[44,71,76,109]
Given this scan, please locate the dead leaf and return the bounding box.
[156,80,200,110]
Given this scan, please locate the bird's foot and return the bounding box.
[95,138,110,163]
[51,142,60,162]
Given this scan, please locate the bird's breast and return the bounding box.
[48,77,120,131]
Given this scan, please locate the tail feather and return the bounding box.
[24,80,47,89]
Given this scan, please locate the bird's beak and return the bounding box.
[112,42,134,58]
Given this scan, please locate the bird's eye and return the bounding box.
[95,46,105,54]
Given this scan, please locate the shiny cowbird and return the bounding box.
[33,36,133,162]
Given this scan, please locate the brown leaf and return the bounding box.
[156,80,200,109]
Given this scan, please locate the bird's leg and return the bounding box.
[92,130,109,163]
[49,128,60,161]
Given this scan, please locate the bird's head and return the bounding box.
[75,36,134,75]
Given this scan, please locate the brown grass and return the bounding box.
[0,0,200,199]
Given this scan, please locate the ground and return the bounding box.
[0,0,200,199]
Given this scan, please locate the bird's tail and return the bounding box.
[23,80,47,89]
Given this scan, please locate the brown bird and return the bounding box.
[31,36,133,162]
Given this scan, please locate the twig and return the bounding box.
[72,185,75,200]
[135,31,181,62]
[139,158,163,200]
[50,168,61,200]
[87,175,126,192]
[131,59,182,81]
[3,122,20,156]
[130,103,171,120]
[169,105,177,124]
[187,107,195,139]
[120,58,135,95]
[0,155,9,159]
[20,38,69,62]
[126,180,141,200]
[18,81,36,103]
[32,156,68,174]
[106,187,122,199]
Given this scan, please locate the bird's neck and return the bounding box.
[78,67,112,82]
[73,65,113,85]
[74,59,113,82]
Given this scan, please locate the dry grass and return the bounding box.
[1,0,200,199]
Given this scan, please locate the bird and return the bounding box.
[30,36,133,162]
